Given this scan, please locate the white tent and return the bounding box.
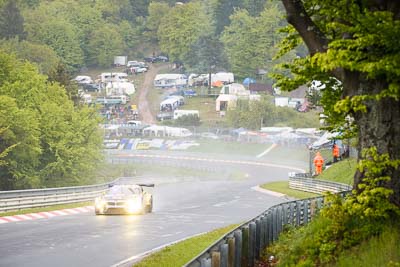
[216,94,238,111]
[106,81,135,96]
[220,83,248,96]
[212,72,234,84]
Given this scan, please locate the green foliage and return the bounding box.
[345,147,400,220]
[185,33,228,75]
[24,15,84,72]
[86,24,125,67]
[174,114,200,127]
[265,147,400,266]
[0,0,25,40]
[144,2,171,45]
[158,2,212,62]
[0,38,60,75]
[0,51,102,189]
[225,96,320,130]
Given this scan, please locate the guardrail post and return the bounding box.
[277,206,282,235]
[249,222,256,266]
[211,251,221,267]
[241,226,249,267]
[289,202,295,225]
[304,199,309,224]
[233,230,242,267]
[282,203,288,225]
[227,237,235,267]
[296,201,301,226]
[261,215,267,249]
[267,211,273,245]
[272,208,278,241]
[201,258,211,267]
[220,243,228,267]
[255,218,262,258]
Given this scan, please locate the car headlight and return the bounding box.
[95,198,106,209]
[125,199,142,213]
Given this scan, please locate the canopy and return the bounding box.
[243,77,256,86]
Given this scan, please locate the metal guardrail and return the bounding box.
[288,172,352,194]
[0,179,119,213]
[184,175,351,267]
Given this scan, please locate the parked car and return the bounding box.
[81,83,100,92]
[144,56,157,63]
[156,55,169,62]
[94,184,154,215]
[131,67,148,74]
[126,61,139,67]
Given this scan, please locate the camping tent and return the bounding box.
[243,77,256,86]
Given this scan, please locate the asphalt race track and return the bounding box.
[0,149,307,267]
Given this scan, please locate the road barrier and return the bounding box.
[0,179,119,213]
[184,175,351,267]
[288,172,352,194]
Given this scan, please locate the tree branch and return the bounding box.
[281,0,329,55]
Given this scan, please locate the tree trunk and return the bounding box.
[353,78,400,206]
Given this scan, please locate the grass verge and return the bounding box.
[0,201,92,217]
[333,223,400,267]
[133,224,239,267]
[260,181,318,199]
[318,158,357,185]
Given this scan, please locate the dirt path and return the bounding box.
[137,64,168,124]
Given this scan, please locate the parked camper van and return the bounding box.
[160,98,180,111]
[100,73,129,83]
[173,110,199,120]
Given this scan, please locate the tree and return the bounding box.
[158,2,212,62]
[24,17,84,72]
[0,38,60,75]
[221,4,287,79]
[213,0,243,34]
[0,52,102,189]
[186,34,228,94]
[145,2,171,45]
[278,0,400,206]
[0,0,25,40]
[86,24,125,67]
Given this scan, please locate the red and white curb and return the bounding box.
[0,206,94,224]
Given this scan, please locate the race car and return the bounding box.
[94,184,154,215]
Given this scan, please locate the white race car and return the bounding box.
[94,184,153,215]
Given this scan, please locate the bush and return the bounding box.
[174,114,200,126]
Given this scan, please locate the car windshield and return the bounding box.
[108,186,139,196]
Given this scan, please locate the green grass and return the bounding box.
[0,201,92,217]
[183,96,224,127]
[318,158,357,185]
[260,181,319,199]
[133,224,239,267]
[333,224,400,267]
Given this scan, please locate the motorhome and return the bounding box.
[100,72,129,83]
[160,98,180,111]
[173,110,199,120]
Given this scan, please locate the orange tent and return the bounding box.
[212,80,223,87]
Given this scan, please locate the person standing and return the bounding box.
[313,151,324,175]
[332,143,340,163]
